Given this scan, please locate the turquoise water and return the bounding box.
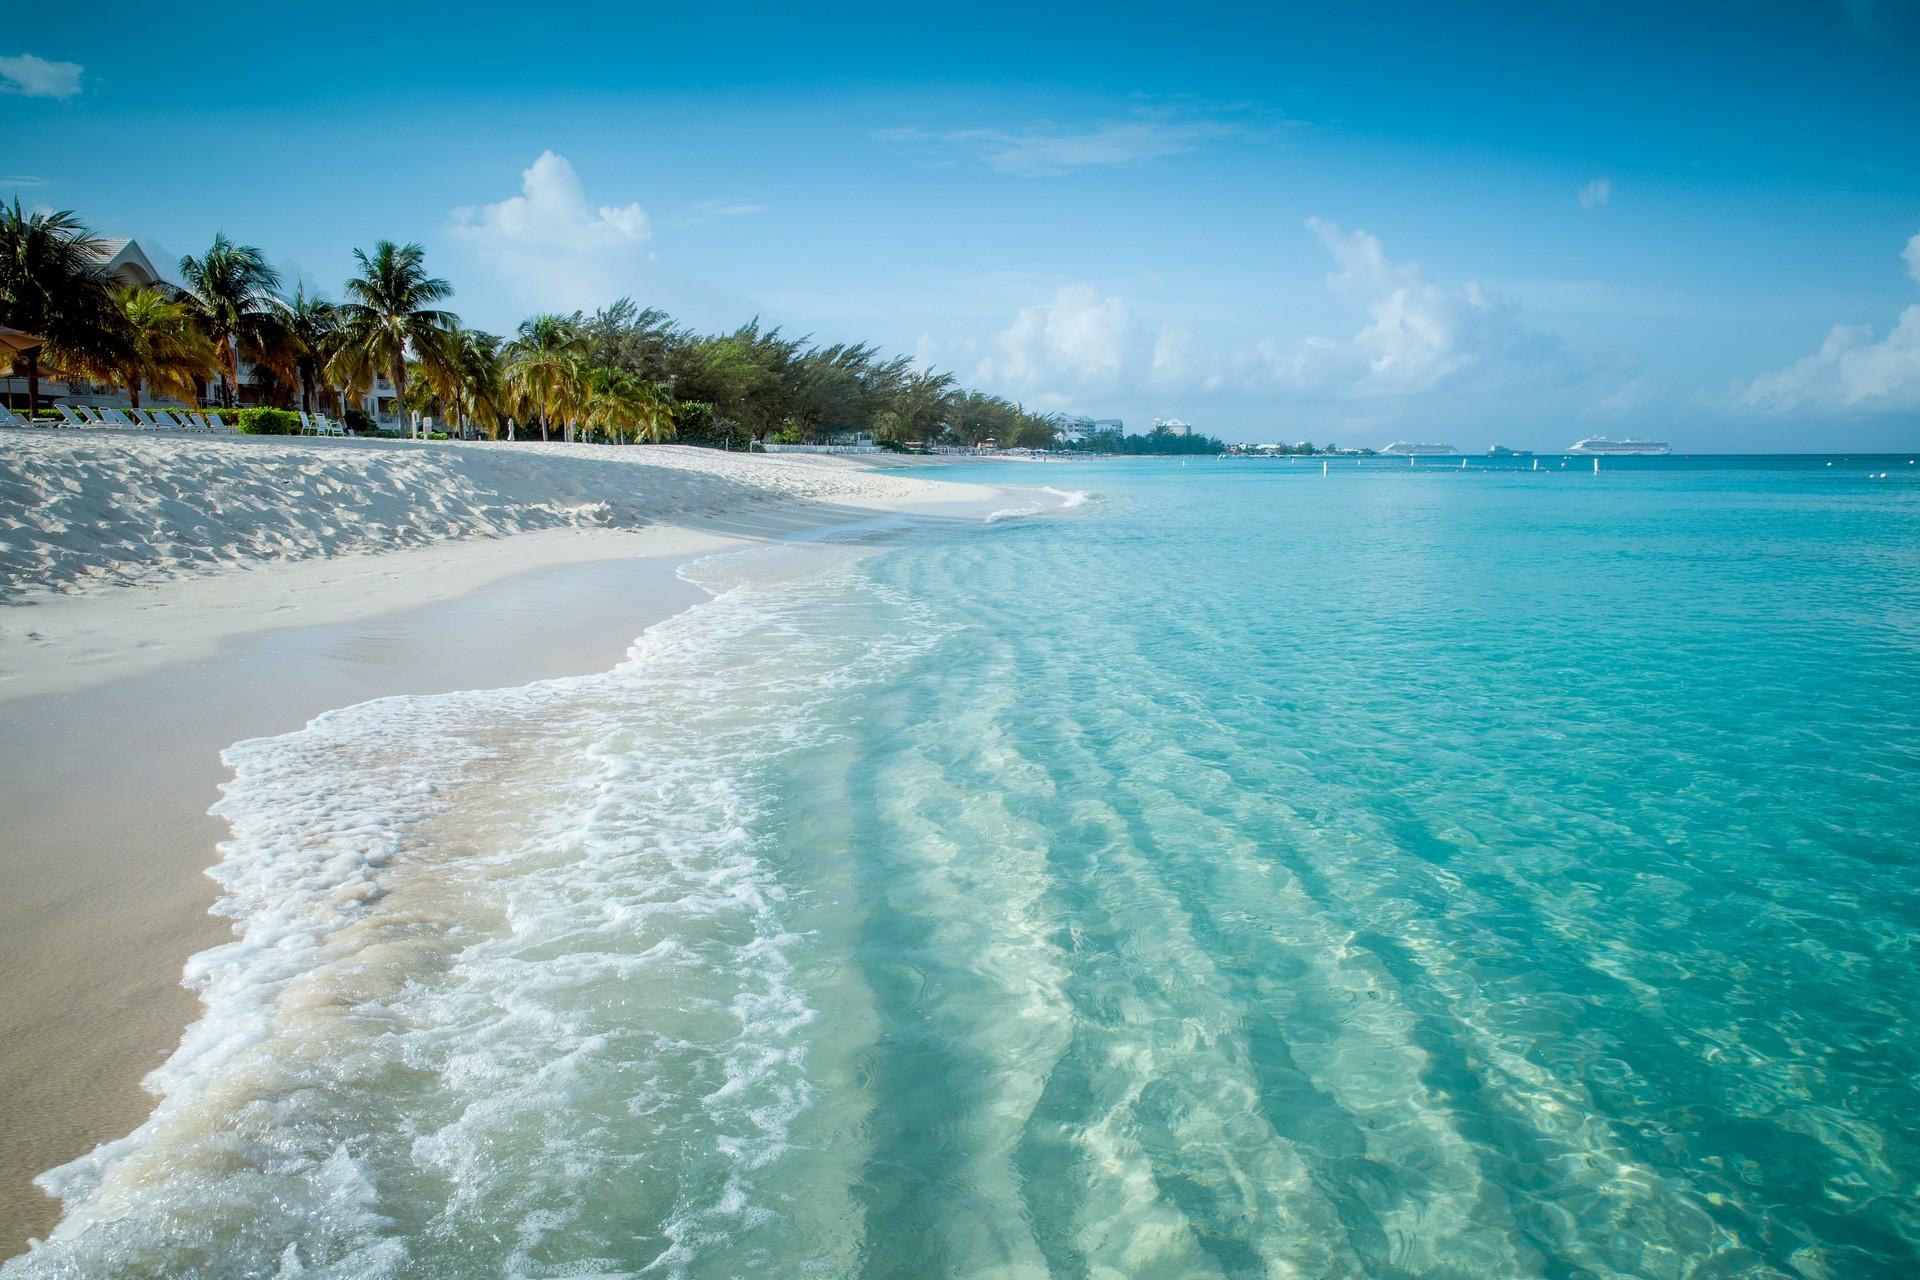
[11,457,1920,1278]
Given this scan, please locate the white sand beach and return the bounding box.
[0,430,1009,1252]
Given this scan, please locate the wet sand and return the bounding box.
[0,491,1008,1255]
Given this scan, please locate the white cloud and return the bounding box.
[878,105,1286,177]
[1585,374,1662,418]
[964,220,1601,421]
[669,200,768,228]
[1257,219,1563,399]
[0,53,84,99]
[974,284,1212,402]
[450,151,651,310]
[1578,178,1612,210]
[1738,232,1920,413]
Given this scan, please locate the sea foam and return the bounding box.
[7,538,941,1279]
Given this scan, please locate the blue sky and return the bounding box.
[7,0,1919,448]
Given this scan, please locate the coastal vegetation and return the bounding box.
[1061,424,1228,456]
[3,204,1086,451]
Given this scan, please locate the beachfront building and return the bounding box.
[90,238,169,289]
[1058,416,1126,444]
[1152,417,1194,437]
[1,231,408,428]
[3,237,185,410]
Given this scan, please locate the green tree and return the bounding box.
[582,365,677,444]
[448,328,507,438]
[177,233,289,407]
[284,285,339,415]
[875,368,957,444]
[327,241,459,435]
[504,314,589,441]
[585,297,679,380]
[106,286,220,409]
[0,200,124,414]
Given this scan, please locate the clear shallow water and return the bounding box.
[10,457,1920,1278]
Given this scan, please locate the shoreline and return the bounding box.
[0,466,1020,1256]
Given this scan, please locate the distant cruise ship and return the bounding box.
[1487,444,1534,457]
[1568,436,1671,455]
[1379,441,1460,456]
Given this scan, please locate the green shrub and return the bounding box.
[234,407,301,435]
[344,407,375,433]
[427,431,449,440]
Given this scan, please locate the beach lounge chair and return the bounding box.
[165,410,201,431]
[99,408,137,427]
[55,405,90,427]
[0,404,26,427]
[139,409,172,429]
[203,411,229,432]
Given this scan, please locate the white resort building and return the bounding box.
[1152,417,1193,437]
[2,234,405,429]
[1058,416,1126,443]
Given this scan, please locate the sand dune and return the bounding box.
[0,432,943,600]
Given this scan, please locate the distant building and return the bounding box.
[1152,417,1193,437]
[1058,415,1126,444]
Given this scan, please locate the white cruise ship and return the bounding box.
[1568,436,1671,455]
[1378,441,1460,456]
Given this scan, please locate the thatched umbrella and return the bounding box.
[1,327,45,414]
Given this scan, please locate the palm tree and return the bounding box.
[583,366,642,443]
[449,328,507,438]
[177,233,287,407]
[326,241,458,436]
[631,378,677,443]
[284,285,338,415]
[503,313,588,441]
[106,286,220,409]
[0,200,123,414]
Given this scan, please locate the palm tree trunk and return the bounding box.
[225,334,241,408]
[24,351,40,416]
[392,360,408,437]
